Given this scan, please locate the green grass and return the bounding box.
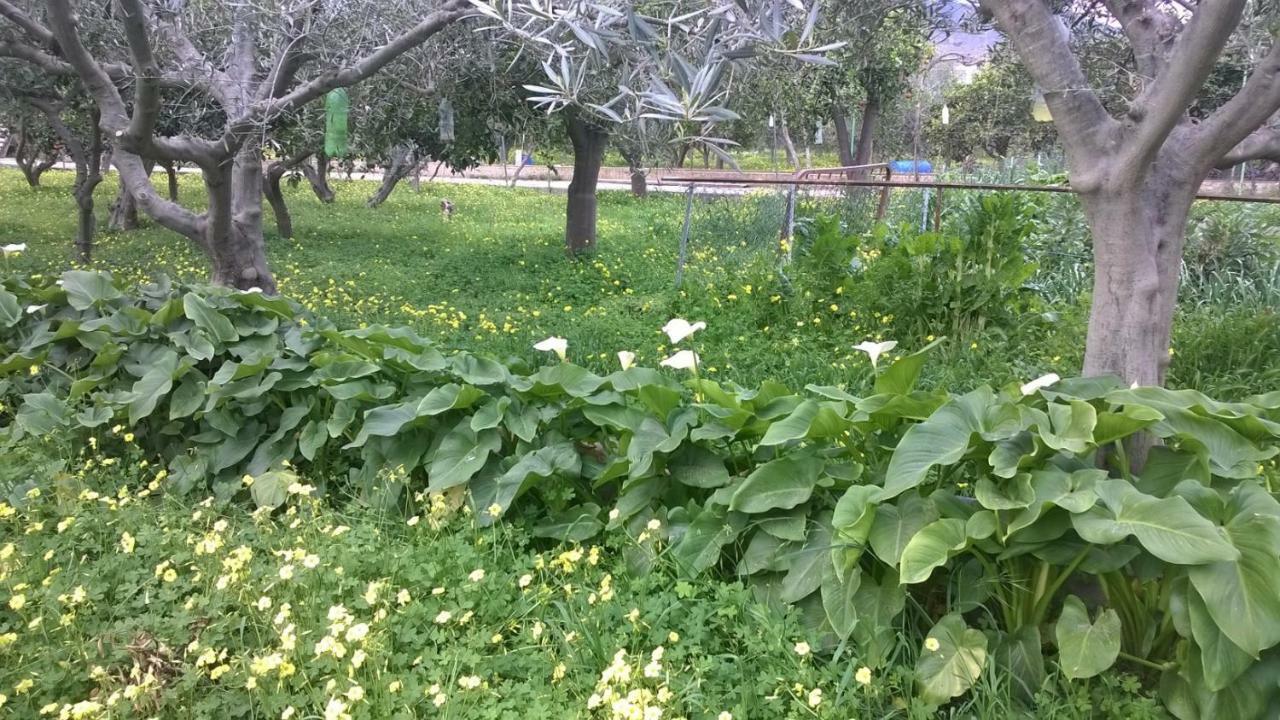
[4,166,1277,398]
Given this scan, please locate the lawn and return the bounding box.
[2,166,1280,719]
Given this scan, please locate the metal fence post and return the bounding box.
[675,184,695,289]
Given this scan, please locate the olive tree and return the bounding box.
[979,0,1280,388]
[482,0,835,255]
[1,0,475,292]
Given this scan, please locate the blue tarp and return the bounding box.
[889,160,933,174]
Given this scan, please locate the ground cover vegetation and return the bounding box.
[2,167,1280,718]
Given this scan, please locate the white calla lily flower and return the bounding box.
[617,351,636,370]
[533,336,568,361]
[661,318,706,344]
[659,350,699,371]
[25,304,47,314]
[853,340,898,369]
[1020,373,1061,396]
[2,243,27,257]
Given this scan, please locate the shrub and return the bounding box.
[2,271,1279,716]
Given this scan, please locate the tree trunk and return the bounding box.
[1079,177,1195,389]
[621,150,647,198]
[367,145,416,208]
[72,113,104,263]
[832,106,855,167]
[302,152,336,203]
[263,161,293,239]
[781,121,800,171]
[204,147,277,293]
[564,114,608,256]
[853,96,882,168]
[164,161,179,201]
[15,130,56,187]
[108,157,155,231]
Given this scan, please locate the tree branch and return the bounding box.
[1215,125,1280,168]
[1101,0,1180,80]
[1120,0,1245,176]
[222,0,473,147]
[0,0,54,46]
[1193,37,1280,167]
[979,0,1117,168]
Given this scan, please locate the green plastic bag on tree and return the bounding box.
[324,89,350,158]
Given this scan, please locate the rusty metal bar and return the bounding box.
[656,175,1280,205]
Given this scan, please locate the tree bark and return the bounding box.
[302,152,336,203]
[199,146,277,292]
[263,160,293,239]
[780,120,800,170]
[163,160,179,200]
[564,113,608,255]
[108,156,155,231]
[366,145,416,208]
[621,150,647,198]
[14,129,57,187]
[853,96,881,168]
[832,106,855,167]
[1078,175,1196,388]
[73,118,104,262]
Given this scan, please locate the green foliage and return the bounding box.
[3,272,1280,716]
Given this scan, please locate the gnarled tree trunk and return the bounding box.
[780,120,800,171]
[367,144,416,208]
[210,145,276,292]
[263,160,294,240]
[302,152,336,203]
[564,113,608,255]
[14,128,57,187]
[108,157,155,231]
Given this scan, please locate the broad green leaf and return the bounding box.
[1037,400,1097,454]
[470,397,510,431]
[759,400,819,446]
[250,469,296,510]
[899,518,967,585]
[758,510,807,541]
[780,522,832,603]
[532,504,604,542]
[128,354,180,425]
[16,392,70,435]
[671,504,740,574]
[915,613,988,706]
[881,387,991,500]
[821,561,861,640]
[738,530,789,575]
[876,337,943,396]
[729,454,823,514]
[1188,514,1280,658]
[974,474,1034,510]
[351,401,419,445]
[298,420,328,461]
[183,293,238,343]
[0,289,20,327]
[869,494,936,566]
[428,424,501,491]
[62,270,121,310]
[668,445,731,488]
[417,383,485,416]
[992,626,1045,704]
[1073,480,1239,565]
[832,485,878,547]
[1187,584,1253,691]
[1055,595,1121,679]
[853,569,906,668]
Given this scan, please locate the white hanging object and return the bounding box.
[1031,90,1052,123]
[438,98,456,143]
[814,122,824,144]
[768,114,775,128]
[941,104,950,126]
